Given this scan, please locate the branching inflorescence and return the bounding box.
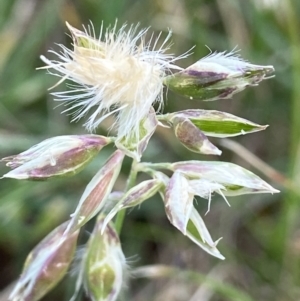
[1,21,278,301]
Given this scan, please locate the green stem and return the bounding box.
[156,114,171,122]
[114,161,172,233]
[115,159,138,234]
[136,162,173,171]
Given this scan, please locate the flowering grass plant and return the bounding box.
[1,21,278,301]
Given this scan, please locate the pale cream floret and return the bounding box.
[40,22,186,139]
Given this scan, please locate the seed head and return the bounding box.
[10,222,79,301]
[41,22,183,139]
[1,135,110,180]
[72,215,126,301]
[164,49,274,101]
[172,116,222,155]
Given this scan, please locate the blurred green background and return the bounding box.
[0,0,299,300]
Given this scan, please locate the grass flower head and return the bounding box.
[41,22,184,139]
